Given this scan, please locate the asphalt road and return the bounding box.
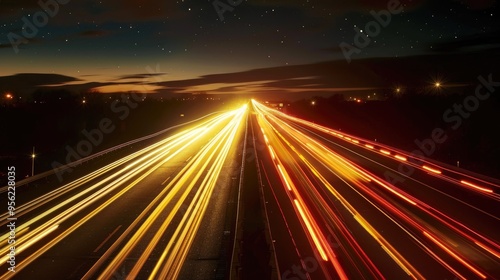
[0,106,247,280]
[1,101,498,280]
[251,100,500,280]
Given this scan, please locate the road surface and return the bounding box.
[250,100,500,280]
[0,105,248,279]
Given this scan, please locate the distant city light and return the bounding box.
[311,101,316,105]
[5,93,13,99]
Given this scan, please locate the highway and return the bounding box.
[250,100,500,280]
[1,99,499,280]
[0,105,248,279]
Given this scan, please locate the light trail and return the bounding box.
[90,104,248,279]
[251,100,499,280]
[423,231,487,279]
[461,180,494,193]
[254,100,500,197]
[0,106,247,279]
[254,102,417,279]
[2,101,498,279]
[423,165,442,174]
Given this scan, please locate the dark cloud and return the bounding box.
[0,73,79,86]
[2,52,500,100]
[38,81,122,93]
[0,73,154,97]
[115,73,167,81]
[0,73,80,96]
[155,52,500,97]
[158,59,385,90]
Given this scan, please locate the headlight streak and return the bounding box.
[90,105,248,279]
[423,231,487,279]
[271,117,500,263]
[3,100,497,279]
[265,111,418,207]
[255,109,421,279]
[257,99,500,226]
[294,121,500,261]
[0,109,245,279]
[0,111,230,231]
[0,225,57,265]
[143,106,246,279]
[1,145,180,279]
[152,110,245,279]
[254,100,500,197]
[254,106,357,279]
[0,128,201,260]
[461,180,494,194]
[252,100,498,279]
[422,165,442,174]
[278,119,500,246]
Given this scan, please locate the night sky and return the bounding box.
[1,0,499,98]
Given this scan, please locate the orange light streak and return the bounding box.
[475,241,500,259]
[423,231,487,279]
[460,180,493,193]
[293,199,329,262]
[380,149,391,155]
[277,164,292,191]
[395,155,407,161]
[423,165,442,174]
[268,145,276,160]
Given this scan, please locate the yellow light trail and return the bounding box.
[294,200,329,262]
[0,108,246,279]
[0,225,58,265]
[91,105,248,279]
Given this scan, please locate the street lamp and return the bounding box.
[31,147,35,177]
